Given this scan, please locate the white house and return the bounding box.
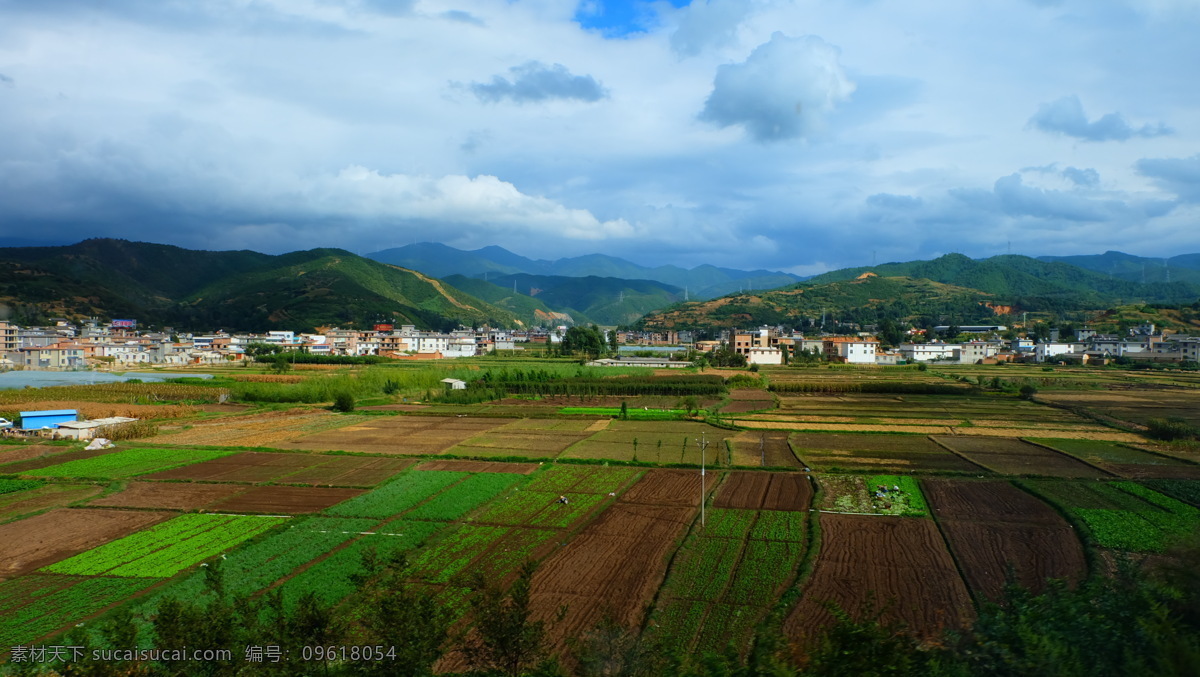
[747,346,782,365]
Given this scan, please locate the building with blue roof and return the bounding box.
[18,410,78,431]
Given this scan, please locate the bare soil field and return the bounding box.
[447,427,591,459]
[0,508,172,579]
[530,502,697,656]
[785,514,973,649]
[713,472,812,511]
[0,445,75,466]
[1027,439,1200,479]
[277,416,509,454]
[415,459,539,474]
[207,486,365,514]
[158,409,372,448]
[619,469,718,507]
[142,452,412,486]
[87,482,247,510]
[1039,390,1200,428]
[720,389,776,414]
[923,479,1086,600]
[728,431,801,467]
[934,437,1108,478]
[0,449,117,474]
[789,433,983,473]
[0,484,105,524]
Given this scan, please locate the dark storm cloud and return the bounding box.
[1028,95,1171,142]
[1137,153,1200,203]
[699,33,854,142]
[470,62,608,104]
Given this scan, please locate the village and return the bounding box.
[2,317,1199,371]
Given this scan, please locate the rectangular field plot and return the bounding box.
[790,433,982,473]
[561,422,736,464]
[21,447,235,479]
[325,470,467,518]
[1026,480,1200,552]
[0,508,173,579]
[620,469,718,507]
[728,431,800,467]
[1029,439,1200,479]
[530,502,698,657]
[416,459,539,474]
[207,486,365,514]
[445,423,590,459]
[713,472,811,511]
[784,514,973,648]
[523,464,642,494]
[276,416,510,454]
[0,574,156,648]
[649,507,807,652]
[0,484,105,525]
[922,479,1086,600]
[87,482,248,511]
[157,410,375,448]
[42,513,287,577]
[141,451,412,486]
[935,437,1107,477]
[816,475,928,516]
[1140,479,1200,507]
[143,516,382,610]
[401,472,526,521]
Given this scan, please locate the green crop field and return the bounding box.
[817,475,928,516]
[43,514,287,577]
[326,470,467,518]
[1028,480,1200,552]
[0,479,43,495]
[402,472,526,521]
[0,575,156,647]
[21,448,235,479]
[1030,439,1186,466]
[1140,479,1200,507]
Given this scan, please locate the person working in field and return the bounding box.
[558,495,569,505]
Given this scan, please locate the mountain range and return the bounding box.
[366,243,802,300]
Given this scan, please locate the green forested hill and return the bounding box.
[639,275,1003,329]
[442,275,590,326]
[487,273,682,326]
[0,239,519,331]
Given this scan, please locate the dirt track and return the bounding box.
[785,514,973,649]
[923,479,1086,600]
[0,508,172,579]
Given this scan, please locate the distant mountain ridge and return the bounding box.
[366,243,803,300]
[0,239,521,331]
[1038,251,1200,285]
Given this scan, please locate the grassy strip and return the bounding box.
[21,448,235,479]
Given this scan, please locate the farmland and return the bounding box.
[3,361,1200,666]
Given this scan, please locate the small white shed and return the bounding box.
[439,378,467,390]
[55,417,138,440]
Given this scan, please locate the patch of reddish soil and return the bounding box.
[0,449,117,474]
[714,472,812,511]
[0,508,172,579]
[922,479,1086,600]
[934,437,1107,478]
[619,469,718,507]
[142,452,411,486]
[415,459,538,474]
[785,514,973,650]
[88,482,247,510]
[530,502,697,656]
[0,445,72,466]
[208,485,364,514]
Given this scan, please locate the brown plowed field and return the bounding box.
[619,469,717,506]
[0,508,172,579]
[1103,463,1200,479]
[277,416,508,454]
[0,445,73,466]
[721,389,776,413]
[142,452,411,486]
[530,502,697,654]
[785,514,973,649]
[790,433,983,473]
[934,437,1107,477]
[923,479,1086,600]
[714,472,812,511]
[729,431,801,467]
[415,459,538,474]
[0,449,117,474]
[0,484,104,524]
[88,482,247,510]
[207,486,364,514]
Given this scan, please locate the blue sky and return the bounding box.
[0,0,1198,274]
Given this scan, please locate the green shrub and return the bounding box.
[1146,417,1197,441]
[332,392,356,412]
[1018,384,1037,400]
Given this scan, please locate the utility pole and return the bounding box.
[696,432,709,527]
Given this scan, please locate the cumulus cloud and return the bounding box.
[1137,153,1200,202]
[1062,166,1100,187]
[470,62,608,104]
[1028,95,1172,142]
[699,32,855,142]
[670,0,754,57]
